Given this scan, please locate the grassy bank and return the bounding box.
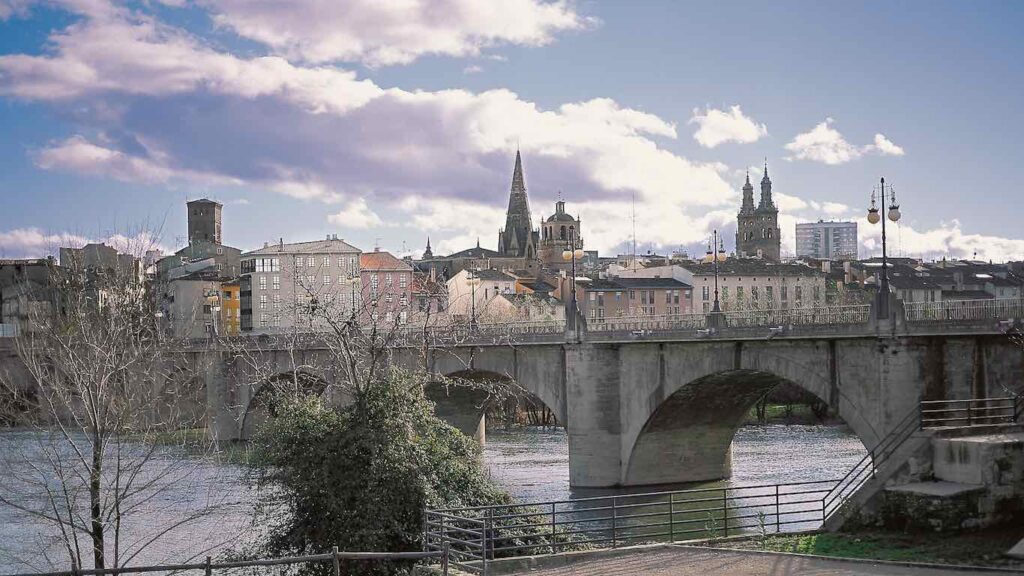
[718,527,1024,569]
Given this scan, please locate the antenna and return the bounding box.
[631,192,637,272]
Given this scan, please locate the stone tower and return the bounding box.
[539,199,583,268]
[736,162,781,261]
[187,198,222,245]
[497,150,539,259]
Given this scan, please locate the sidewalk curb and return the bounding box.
[682,544,1024,574]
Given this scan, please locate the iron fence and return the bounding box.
[904,298,1024,322]
[920,396,1022,428]
[425,480,835,574]
[6,547,448,576]
[587,313,707,333]
[723,305,871,328]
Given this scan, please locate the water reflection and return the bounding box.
[482,424,867,502]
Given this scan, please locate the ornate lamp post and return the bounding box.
[562,230,585,337]
[467,269,481,328]
[348,274,360,319]
[867,177,901,319]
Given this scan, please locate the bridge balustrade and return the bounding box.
[723,304,871,328]
[903,297,1024,322]
[587,313,707,332]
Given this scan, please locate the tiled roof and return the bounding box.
[360,251,412,271]
[245,238,360,255]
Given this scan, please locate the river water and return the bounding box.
[0,424,866,572]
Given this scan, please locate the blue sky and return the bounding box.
[1,0,1023,261]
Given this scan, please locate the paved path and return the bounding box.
[508,547,1022,575]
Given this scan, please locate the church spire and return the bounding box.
[758,159,775,211]
[423,236,433,259]
[740,169,755,214]
[511,149,526,192]
[499,149,536,258]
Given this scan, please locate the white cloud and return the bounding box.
[871,133,904,156]
[328,198,384,230]
[784,118,904,165]
[859,219,1024,263]
[463,64,483,74]
[688,105,767,148]
[203,0,593,66]
[0,227,167,259]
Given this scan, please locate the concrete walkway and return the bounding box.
[508,547,1023,575]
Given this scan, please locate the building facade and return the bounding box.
[576,277,693,322]
[685,260,827,313]
[736,164,781,261]
[360,250,414,325]
[240,236,361,333]
[795,221,858,261]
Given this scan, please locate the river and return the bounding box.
[0,423,866,572]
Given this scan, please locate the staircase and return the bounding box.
[823,393,1024,532]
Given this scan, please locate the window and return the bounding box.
[323,276,331,286]
[629,290,636,300]
[400,295,407,306]
[666,290,672,304]
[323,256,330,267]
[702,286,710,301]
[259,295,267,309]
[203,304,212,314]
[781,286,788,300]
[386,273,393,286]
[751,286,758,303]
[737,287,745,303]
[306,275,316,286]
[795,286,803,305]
[597,293,604,307]
[589,292,595,301]
[674,290,680,305]
[399,311,407,324]
[765,286,773,302]
[273,275,280,290]
[296,257,304,268]
[223,290,232,299]
[813,286,821,302]
[400,274,408,289]
[338,256,346,268]
[307,256,315,267]
[722,287,729,301]
[272,258,280,272]
[273,294,281,309]
[259,314,268,327]
[615,291,622,301]
[259,276,267,290]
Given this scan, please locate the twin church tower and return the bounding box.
[735,162,781,261]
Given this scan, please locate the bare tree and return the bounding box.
[0,238,244,572]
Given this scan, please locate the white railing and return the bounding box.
[588,313,707,332]
[723,305,871,327]
[904,298,1024,322]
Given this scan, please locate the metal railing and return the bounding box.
[921,396,1023,428]
[7,547,449,576]
[723,304,871,328]
[425,480,836,574]
[904,298,1024,322]
[588,313,707,332]
[821,405,922,521]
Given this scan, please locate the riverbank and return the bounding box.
[715,527,1024,570]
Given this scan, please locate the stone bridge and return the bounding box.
[201,297,1024,488]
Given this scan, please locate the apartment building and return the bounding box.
[576,277,693,322]
[360,249,414,325]
[685,260,827,313]
[240,235,361,333]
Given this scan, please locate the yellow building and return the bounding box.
[220,281,240,336]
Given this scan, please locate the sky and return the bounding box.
[1,0,1023,262]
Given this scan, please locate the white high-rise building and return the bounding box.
[795,221,858,261]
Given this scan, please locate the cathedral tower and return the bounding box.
[736,162,781,261]
[497,150,540,259]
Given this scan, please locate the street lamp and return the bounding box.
[346,274,361,320]
[466,269,481,328]
[562,230,584,336]
[867,177,902,319]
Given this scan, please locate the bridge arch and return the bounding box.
[239,370,330,440]
[621,342,880,486]
[427,368,564,444]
